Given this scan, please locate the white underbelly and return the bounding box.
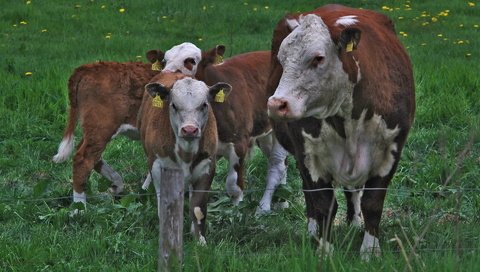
[302,111,400,188]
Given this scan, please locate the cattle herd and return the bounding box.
[52,5,415,261]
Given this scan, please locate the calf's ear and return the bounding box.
[339,28,361,53]
[208,82,232,103]
[145,83,170,100]
[146,50,165,63]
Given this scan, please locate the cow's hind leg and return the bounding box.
[94,159,124,196]
[344,188,363,227]
[256,135,288,214]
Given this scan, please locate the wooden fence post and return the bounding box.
[157,168,184,271]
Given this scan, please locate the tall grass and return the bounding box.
[1,0,479,271]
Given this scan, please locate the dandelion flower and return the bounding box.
[431,17,438,22]
[41,29,47,32]
[26,1,31,4]
[20,21,28,25]
[101,5,106,9]
[466,53,472,57]
[119,8,125,13]
[25,72,33,76]
[265,6,269,9]
[253,7,257,11]
[468,2,475,7]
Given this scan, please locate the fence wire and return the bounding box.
[0,186,478,203]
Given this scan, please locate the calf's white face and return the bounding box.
[146,78,231,148]
[268,14,356,120]
[163,42,202,76]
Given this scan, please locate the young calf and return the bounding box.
[52,43,201,204]
[196,47,289,210]
[137,72,231,243]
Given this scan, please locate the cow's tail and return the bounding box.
[52,70,82,163]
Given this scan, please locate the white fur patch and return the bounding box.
[73,191,86,204]
[163,42,201,76]
[318,238,334,257]
[302,110,400,188]
[190,158,212,182]
[217,142,243,204]
[360,231,381,261]
[307,217,318,236]
[112,124,139,140]
[52,135,74,163]
[335,15,359,26]
[194,206,204,225]
[351,190,363,227]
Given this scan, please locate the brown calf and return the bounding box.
[196,47,289,209]
[137,71,232,243]
[266,5,415,259]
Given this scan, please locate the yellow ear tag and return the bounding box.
[152,95,164,108]
[214,89,225,103]
[346,41,354,53]
[151,60,162,71]
[214,55,224,64]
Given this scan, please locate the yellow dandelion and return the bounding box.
[404,4,410,8]
[119,8,125,13]
[26,0,31,4]
[457,40,464,44]
[474,24,479,28]
[202,5,206,11]
[75,4,81,8]
[101,5,106,9]
[459,24,464,27]
[198,37,203,41]
[468,2,475,7]
[381,6,390,11]
[25,72,32,76]
[253,7,257,11]
[162,16,168,19]
[265,6,269,9]
[422,22,429,26]
[41,29,47,32]
[421,43,427,46]
[13,24,17,27]
[437,34,443,37]
[20,21,27,25]
[398,16,404,20]
[136,55,142,59]
[466,53,472,57]
[431,17,438,22]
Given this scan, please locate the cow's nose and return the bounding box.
[267,97,289,118]
[181,125,199,138]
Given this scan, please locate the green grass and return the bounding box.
[1,0,479,271]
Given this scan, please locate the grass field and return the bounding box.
[1,0,479,271]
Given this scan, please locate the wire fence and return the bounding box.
[0,186,479,203]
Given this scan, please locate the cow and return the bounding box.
[52,42,201,204]
[137,71,232,243]
[266,5,415,260]
[195,46,290,211]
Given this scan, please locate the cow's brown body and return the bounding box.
[196,50,282,204]
[54,61,161,201]
[266,4,415,258]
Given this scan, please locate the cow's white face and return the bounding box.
[163,42,202,76]
[268,14,355,120]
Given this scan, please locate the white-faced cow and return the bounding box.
[266,5,415,260]
[52,43,201,204]
[137,72,231,243]
[196,46,289,211]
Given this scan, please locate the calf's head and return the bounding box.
[146,78,231,143]
[161,42,202,76]
[268,14,361,120]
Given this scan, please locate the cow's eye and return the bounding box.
[161,59,167,67]
[184,58,196,65]
[171,103,177,111]
[201,103,208,110]
[311,56,324,67]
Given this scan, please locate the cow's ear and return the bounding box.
[208,82,232,103]
[339,28,361,53]
[286,18,300,31]
[145,82,170,100]
[214,44,226,64]
[146,50,165,63]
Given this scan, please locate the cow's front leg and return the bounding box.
[360,176,387,261]
[189,170,215,246]
[300,166,337,256]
